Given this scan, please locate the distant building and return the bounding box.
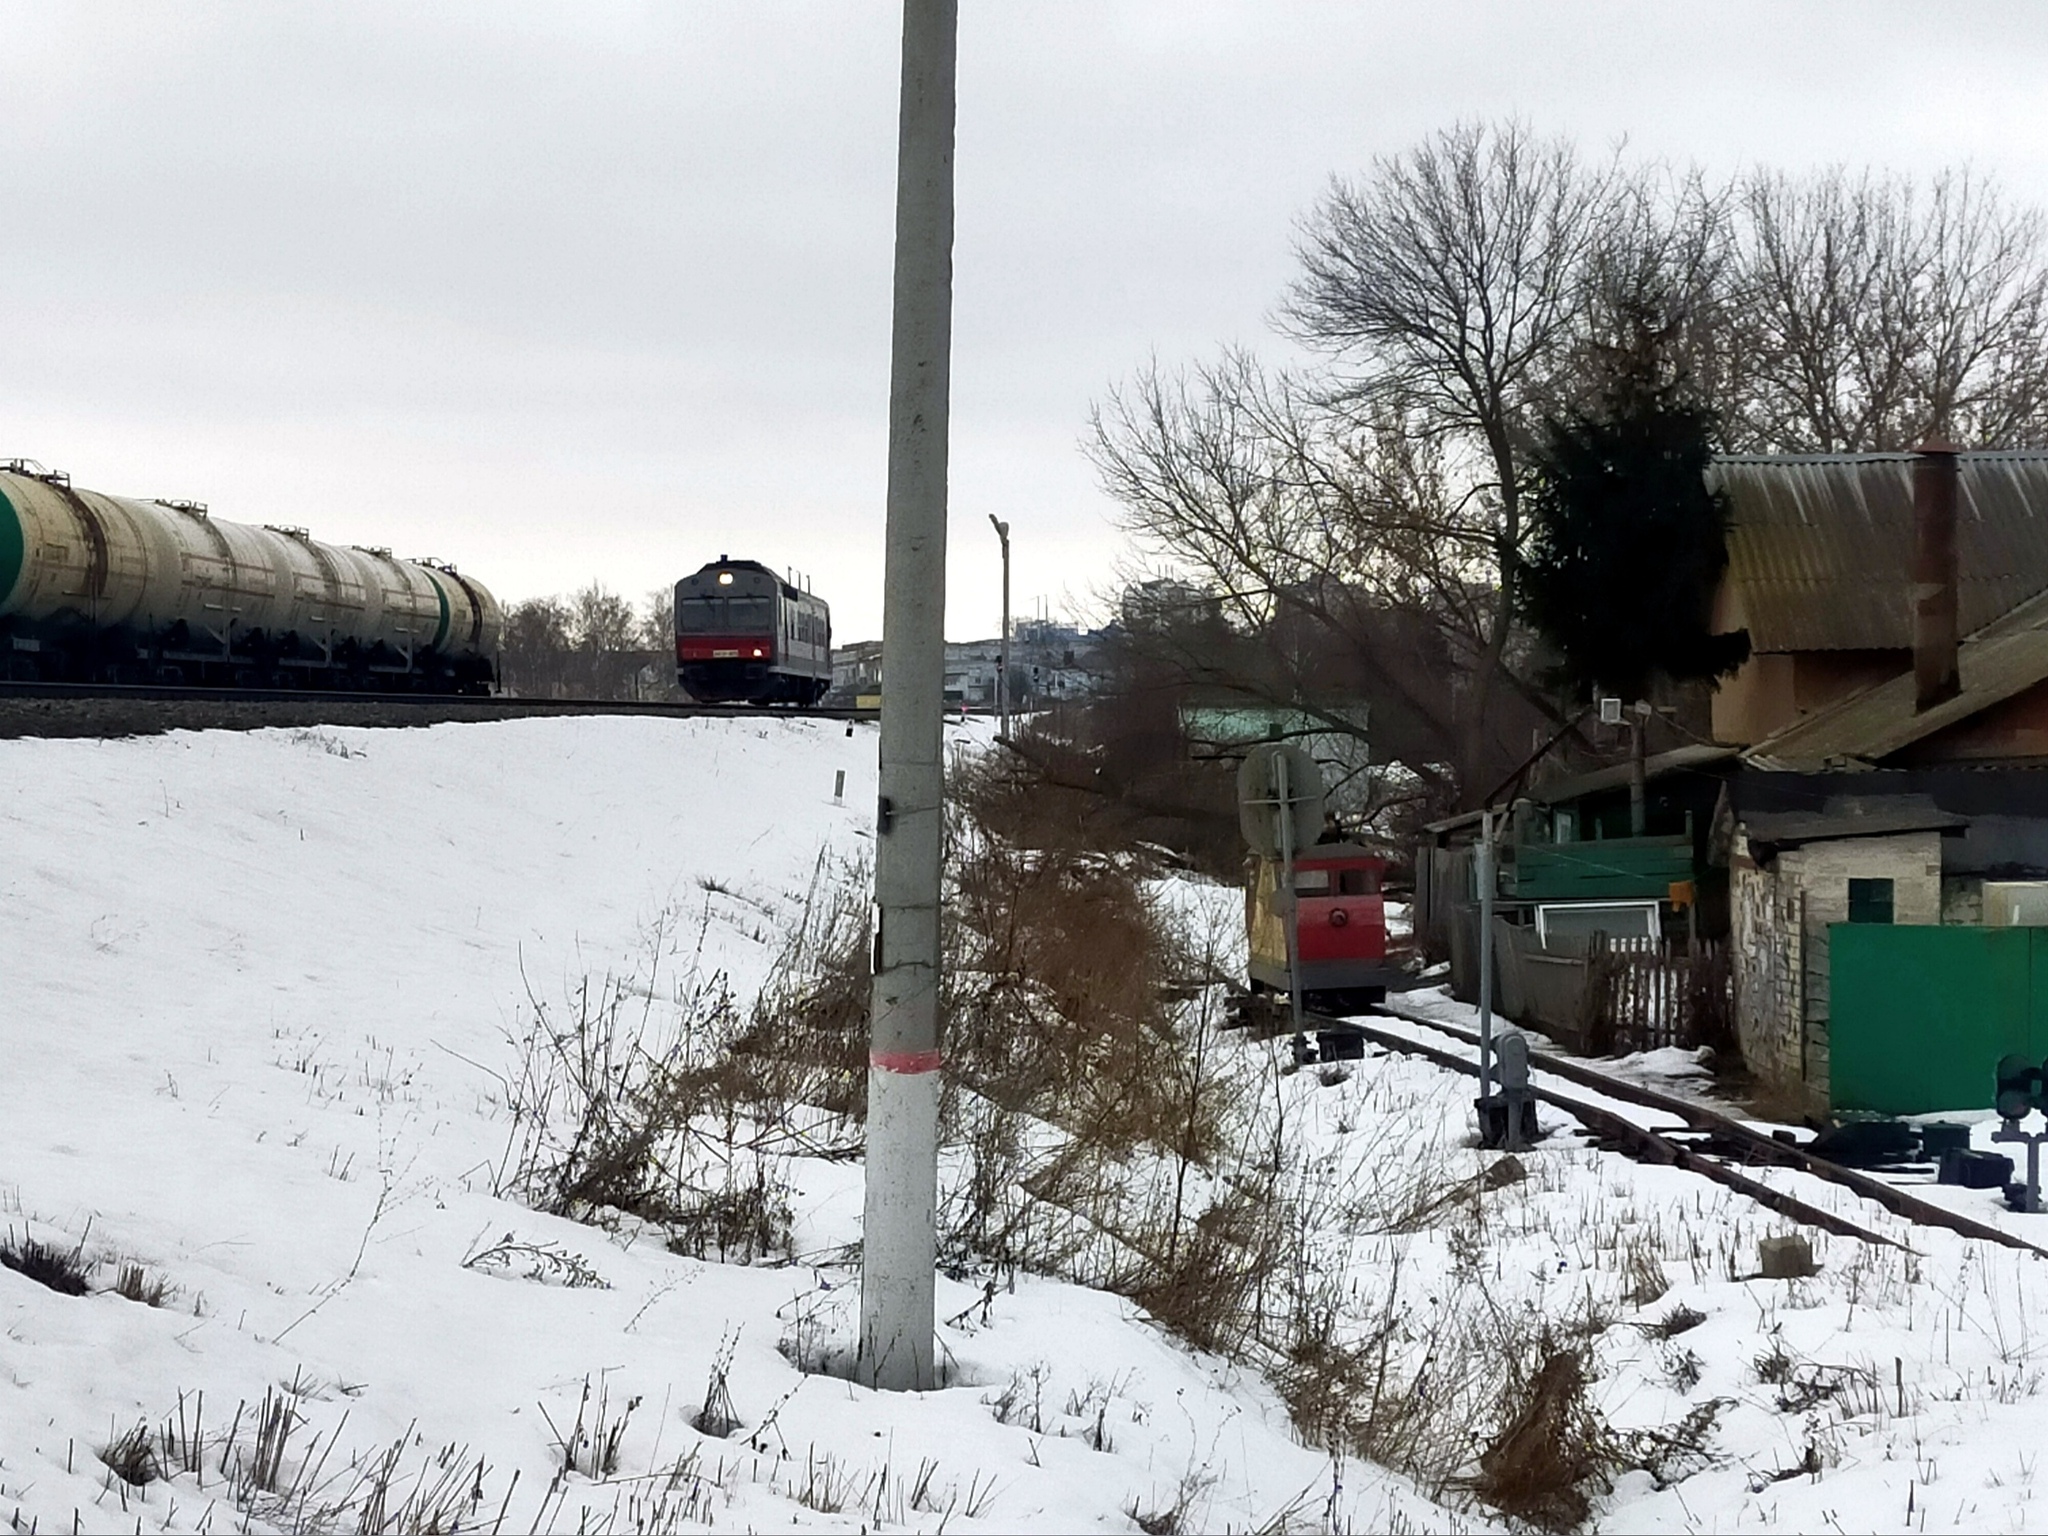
[825,622,1108,709]
[1119,578,1223,631]
[828,640,884,706]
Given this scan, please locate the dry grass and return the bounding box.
[0,1226,90,1295]
[542,1375,640,1480]
[1474,1345,1615,1533]
[136,1379,496,1533]
[481,744,1699,1531]
[491,913,816,1265]
[99,1421,159,1487]
[110,1260,172,1307]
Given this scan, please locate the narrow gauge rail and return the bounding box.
[1309,1007,2048,1262]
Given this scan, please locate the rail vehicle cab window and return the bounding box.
[678,595,775,632]
[1338,867,1381,896]
[1292,869,1331,893]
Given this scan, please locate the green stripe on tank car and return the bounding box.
[0,483,24,613]
[423,570,452,652]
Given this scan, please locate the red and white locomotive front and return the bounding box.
[673,557,831,705]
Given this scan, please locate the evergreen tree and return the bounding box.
[1518,318,1750,703]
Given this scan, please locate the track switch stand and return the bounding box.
[1993,1054,2048,1213]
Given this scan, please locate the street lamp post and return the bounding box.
[988,515,1010,740]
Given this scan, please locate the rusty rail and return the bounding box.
[1315,1009,2048,1262]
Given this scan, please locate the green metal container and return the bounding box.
[1830,924,2048,1115]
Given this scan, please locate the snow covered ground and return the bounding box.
[0,718,1450,1534]
[9,717,2048,1533]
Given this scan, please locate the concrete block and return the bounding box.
[1758,1234,1816,1279]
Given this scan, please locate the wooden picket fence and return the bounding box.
[1581,935,1733,1057]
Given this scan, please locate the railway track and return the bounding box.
[0,680,879,738]
[1307,1006,2048,1262]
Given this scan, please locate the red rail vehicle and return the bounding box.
[673,557,832,705]
[1245,843,1407,1016]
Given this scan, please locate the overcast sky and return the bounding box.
[5,2,2048,639]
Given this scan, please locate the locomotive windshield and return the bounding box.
[678,595,775,632]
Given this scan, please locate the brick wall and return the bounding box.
[1731,828,1943,1116]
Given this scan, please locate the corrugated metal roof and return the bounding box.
[1710,451,2048,652]
[1746,581,2048,766]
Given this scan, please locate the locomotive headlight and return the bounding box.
[717,571,734,585]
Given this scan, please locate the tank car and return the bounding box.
[0,462,501,692]
[674,557,831,705]
[1245,843,1405,1014]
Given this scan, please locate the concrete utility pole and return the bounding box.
[859,0,957,1396]
[988,514,1010,740]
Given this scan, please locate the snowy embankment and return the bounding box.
[0,718,1446,1534]
[14,719,2048,1534]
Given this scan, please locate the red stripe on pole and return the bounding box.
[871,1048,944,1074]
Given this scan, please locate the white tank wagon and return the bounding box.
[0,462,501,692]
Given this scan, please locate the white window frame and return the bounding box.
[1535,900,1660,948]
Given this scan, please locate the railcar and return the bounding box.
[1245,843,1407,1015]
[0,462,501,692]
[673,557,831,705]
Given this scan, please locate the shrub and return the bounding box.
[1474,1345,1616,1532]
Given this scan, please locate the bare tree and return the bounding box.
[1279,121,1625,788]
[1580,166,1747,417]
[1094,122,2048,810]
[500,596,573,697]
[637,587,674,655]
[1088,352,1490,803]
[563,582,637,697]
[1732,168,2048,449]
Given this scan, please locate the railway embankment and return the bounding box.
[0,685,872,738]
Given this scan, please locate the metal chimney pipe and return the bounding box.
[1912,441,1961,713]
